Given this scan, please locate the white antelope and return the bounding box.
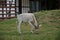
[17,13,39,34]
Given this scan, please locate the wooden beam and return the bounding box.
[18,0,22,14]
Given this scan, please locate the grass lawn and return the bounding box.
[0,10,60,40]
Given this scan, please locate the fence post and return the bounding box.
[2,1,4,19]
[8,1,11,19]
[15,0,17,17]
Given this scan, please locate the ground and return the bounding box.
[0,10,60,40]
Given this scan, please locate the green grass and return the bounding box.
[0,10,60,40]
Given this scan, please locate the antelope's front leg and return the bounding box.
[17,20,22,34]
[28,21,34,33]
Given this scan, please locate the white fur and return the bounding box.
[17,13,38,34]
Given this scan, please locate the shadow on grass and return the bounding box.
[0,36,5,40]
[0,31,40,36]
[55,30,60,40]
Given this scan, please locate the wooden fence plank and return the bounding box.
[0,1,17,19]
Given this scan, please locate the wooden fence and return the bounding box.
[0,1,17,19]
